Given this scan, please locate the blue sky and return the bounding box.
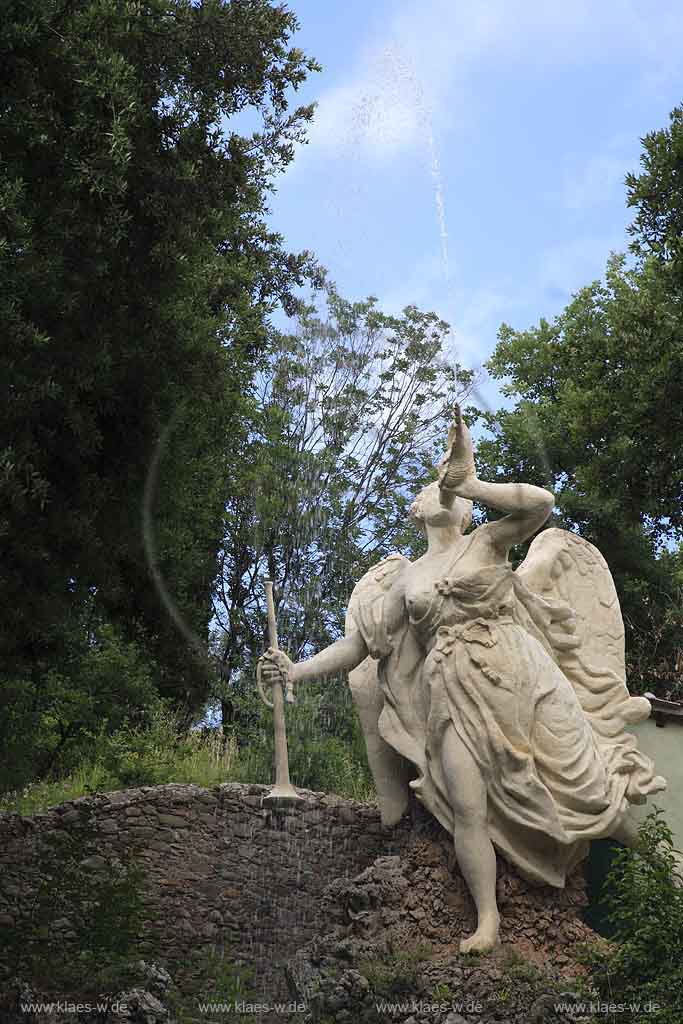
[264,0,683,414]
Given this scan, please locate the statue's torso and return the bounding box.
[399,533,513,649]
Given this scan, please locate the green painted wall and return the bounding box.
[585,716,683,937]
[628,718,683,845]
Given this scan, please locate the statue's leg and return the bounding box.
[441,722,500,953]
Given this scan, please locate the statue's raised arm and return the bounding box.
[438,403,555,550]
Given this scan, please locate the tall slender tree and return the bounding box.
[212,285,476,730]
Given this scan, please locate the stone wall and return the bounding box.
[0,783,412,1004]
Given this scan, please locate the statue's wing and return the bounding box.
[345,553,414,826]
[517,528,665,802]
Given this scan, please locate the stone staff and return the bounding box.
[257,578,301,806]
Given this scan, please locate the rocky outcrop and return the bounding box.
[286,811,600,1023]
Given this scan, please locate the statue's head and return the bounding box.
[408,481,472,535]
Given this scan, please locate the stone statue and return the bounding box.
[258,405,666,952]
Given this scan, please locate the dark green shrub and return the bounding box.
[584,810,683,1023]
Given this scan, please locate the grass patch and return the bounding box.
[0,710,239,815]
[169,949,257,1023]
[500,949,540,982]
[0,699,377,815]
[358,943,433,1000]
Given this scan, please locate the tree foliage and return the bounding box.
[0,0,320,788]
[212,285,475,731]
[626,103,683,276]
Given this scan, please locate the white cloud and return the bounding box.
[304,0,683,164]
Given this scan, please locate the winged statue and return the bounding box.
[259,405,666,952]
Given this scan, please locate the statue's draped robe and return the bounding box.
[351,534,662,887]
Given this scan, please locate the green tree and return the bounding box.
[475,254,683,695]
[212,285,475,734]
[626,102,683,277]
[0,0,320,788]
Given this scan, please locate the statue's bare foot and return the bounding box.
[459,914,500,954]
